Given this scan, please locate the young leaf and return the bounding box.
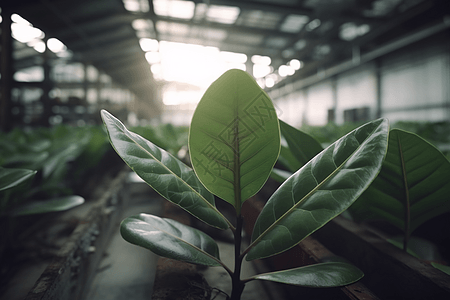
[250,262,363,288]
[12,195,84,216]
[121,214,222,267]
[101,110,229,230]
[189,69,280,212]
[0,167,36,192]
[279,120,323,167]
[246,118,389,260]
[349,129,450,244]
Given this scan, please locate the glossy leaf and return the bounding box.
[251,262,363,288]
[349,129,450,240]
[101,110,229,229]
[189,69,280,211]
[121,213,221,266]
[279,119,323,167]
[247,118,389,260]
[13,195,84,216]
[0,167,36,192]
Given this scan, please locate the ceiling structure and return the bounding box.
[3,0,449,110]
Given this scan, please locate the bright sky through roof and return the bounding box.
[150,41,247,89]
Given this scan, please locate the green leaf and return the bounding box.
[349,129,450,240]
[101,110,229,230]
[247,118,389,260]
[387,236,444,261]
[251,262,363,288]
[279,120,323,167]
[13,195,84,216]
[121,213,221,266]
[0,167,37,192]
[270,168,293,183]
[189,69,280,211]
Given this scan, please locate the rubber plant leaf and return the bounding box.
[0,167,37,192]
[101,110,229,230]
[349,129,450,245]
[247,118,389,260]
[12,195,84,216]
[271,121,325,182]
[189,69,280,212]
[250,262,363,288]
[121,214,221,266]
[279,119,323,167]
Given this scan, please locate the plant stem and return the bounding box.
[230,214,245,300]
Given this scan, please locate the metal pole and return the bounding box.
[1,8,13,131]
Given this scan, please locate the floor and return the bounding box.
[85,174,163,300]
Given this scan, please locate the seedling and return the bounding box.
[101,69,389,300]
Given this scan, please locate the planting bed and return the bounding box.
[314,215,450,300]
[0,156,127,300]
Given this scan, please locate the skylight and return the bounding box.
[150,41,247,89]
[238,10,282,29]
[11,14,45,44]
[153,0,195,20]
[280,15,310,33]
[122,0,149,12]
[339,23,371,41]
[206,5,240,24]
[140,38,159,52]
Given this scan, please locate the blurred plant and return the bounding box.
[275,122,450,275]
[348,129,450,251]
[102,69,390,300]
[0,125,112,216]
[131,123,189,159]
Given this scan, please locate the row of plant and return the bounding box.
[300,120,450,159]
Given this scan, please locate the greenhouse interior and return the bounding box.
[1,0,450,300]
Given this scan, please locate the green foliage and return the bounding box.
[130,123,189,158]
[271,120,324,182]
[300,121,363,146]
[103,69,390,300]
[250,262,364,287]
[348,129,450,249]
[121,214,221,266]
[101,110,229,229]
[189,69,280,212]
[0,125,110,216]
[247,118,389,260]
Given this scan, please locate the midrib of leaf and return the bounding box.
[233,89,242,215]
[112,120,232,228]
[246,128,377,255]
[397,136,411,251]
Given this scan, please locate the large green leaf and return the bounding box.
[189,69,280,212]
[349,129,450,241]
[247,118,389,260]
[101,110,229,230]
[0,167,36,192]
[279,120,323,167]
[12,195,84,216]
[250,262,363,288]
[121,214,221,266]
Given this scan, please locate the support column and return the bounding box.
[375,59,382,119]
[1,8,13,131]
[41,37,53,126]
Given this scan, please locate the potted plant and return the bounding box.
[101,69,390,300]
